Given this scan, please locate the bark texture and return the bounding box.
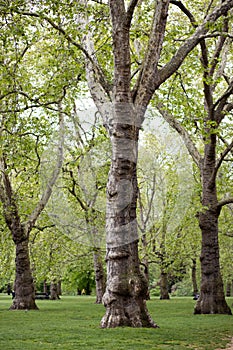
[10,238,38,310]
[160,272,170,300]
[83,0,233,326]
[101,242,157,328]
[100,117,158,328]
[194,141,231,315]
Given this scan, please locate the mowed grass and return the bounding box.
[0,295,232,350]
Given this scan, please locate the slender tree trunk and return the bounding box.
[194,141,231,315]
[50,281,60,300]
[191,258,199,297]
[93,249,105,304]
[10,238,38,310]
[141,233,150,300]
[43,280,47,294]
[159,271,170,300]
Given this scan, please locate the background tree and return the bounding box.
[0,12,70,309]
[156,2,233,314]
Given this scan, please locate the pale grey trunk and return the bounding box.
[101,114,157,328]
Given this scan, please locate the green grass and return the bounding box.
[0,295,232,350]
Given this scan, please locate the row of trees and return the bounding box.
[0,0,232,327]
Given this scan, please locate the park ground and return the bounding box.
[0,295,232,350]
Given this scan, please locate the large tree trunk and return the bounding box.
[10,238,38,310]
[93,249,105,304]
[195,209,231,314]
[100,117,157,328]
[159,271,170,300]
[194,141,231,315]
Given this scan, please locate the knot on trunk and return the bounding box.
[102,291,116,306]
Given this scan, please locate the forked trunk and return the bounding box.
[10,239,38,310]
[101,116,157,328]
[93,249,105,304]
[159,271,170,300]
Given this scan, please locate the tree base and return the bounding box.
[194,294,232,315]
[10,298,39,310]
[100,294,159,328]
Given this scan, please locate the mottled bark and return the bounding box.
[101,242,157,328]
[100,115,158,328]
[10,238,38,310]
[159,272,170,300]
[194,141,231,315]
[93,249,105,304]
[82,0,233,326]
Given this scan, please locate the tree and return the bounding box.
[0,14,65,308]
[156,2,233,314]
[3,0,233,323]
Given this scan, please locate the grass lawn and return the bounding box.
[0,294,232,350]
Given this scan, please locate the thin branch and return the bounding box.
[170,1,197,27]
[11,9,110,95]
[214,80,233,117]
[210,138,233,184]
[24,102,65,234]
[157,0,233,88]
[217,197,233,209]
[126,0,139,26]
[156,103,202,168]
[209,18,229,77]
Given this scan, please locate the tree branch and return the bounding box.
[157,0,233,88]
[217,197,233,210]
[156,103,202,168]
[126,0,139,26]
[24,102,65,234]
[170,1,197,27]
[210,138,233,184]
[214,80,233,123]
[134,0,170,106]
[11,9,110,96]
